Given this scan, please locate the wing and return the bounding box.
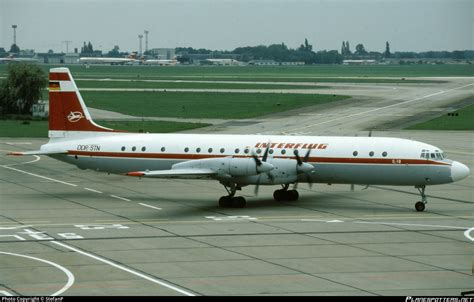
[8,150,67,156]
[126,168,218,179]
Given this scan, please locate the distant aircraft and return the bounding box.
[78,53,137,65]
[0,55,38,63]
[9,68,471,211]
[142,59,178,66]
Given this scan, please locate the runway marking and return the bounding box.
[84,187,103,194]
[464,228,474,242]
[0,165,78,187]
[0,225,32,230]
[205,215,257,221]
[354,221,468,230]
[110,194,131,202]
[282,82,474,134]
[0,235,26,241]
[0,251,75,296]
[5,142,32,145]
[139,203,162,210]
[301,219,344,223]
[51,241,196,296]
[0,290,13,296]
[74,224,129,230]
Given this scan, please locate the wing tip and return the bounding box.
[127,172,145,177]
[7,152,25,156]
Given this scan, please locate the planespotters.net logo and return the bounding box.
[406,297,474,302]
[67,111,84,123]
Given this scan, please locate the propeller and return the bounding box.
[253,142,274,196]
[293,148,315,190]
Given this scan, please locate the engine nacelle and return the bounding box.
[172,157,273,177]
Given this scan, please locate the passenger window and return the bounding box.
[141,147,146,152]
[208,148,213,153]
[235,148,240,154]
[244,148,249,154]
[256,149,262,154]
[121,146,125,151]
[294,149,299,155]
[196,147,201,153]
[353,151,358,156]
[184,147,189,152]
[382,151,387,157]
[132,146,136,152]
[369,151,374,157]
[161,147,166,152]
[269,149,274,154]
[281,149,286,155]
[220,148,225,153]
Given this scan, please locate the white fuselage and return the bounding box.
[43,132,458,187]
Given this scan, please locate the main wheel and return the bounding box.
[415,201,425,212]
[232,196,247,208]
[219,196,232,208]
[273,189,286,201]
[287,190,299,201]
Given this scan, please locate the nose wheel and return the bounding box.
[415,185,427,212]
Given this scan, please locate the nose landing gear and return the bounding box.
[415,185,427,212]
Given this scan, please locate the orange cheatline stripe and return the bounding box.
[67,150,451,166]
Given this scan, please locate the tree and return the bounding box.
[355,43,367,56]
[346,41,351,54]
[9,44,20,54]
[384,41,391,58]
[341,41,346,56]
[0,62,47,115]
[108,45,120,57]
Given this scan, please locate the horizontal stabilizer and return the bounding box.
[7,150,67,156]
[126,168,217,179]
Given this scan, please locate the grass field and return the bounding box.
[1,64,472,80]
[407,103,474,130]
[0,120,210,137]
[80,91,349,119]
[75,79,327,90]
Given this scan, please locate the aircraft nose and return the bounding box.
[451,161,470,182]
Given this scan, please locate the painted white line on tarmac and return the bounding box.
[355,221,468,229]
[0,235,26,241]
[139,203,162,210]
[85,187,103,194]
[0,165,78,187]
[282,82,474,134]
[110,195,131,202]
[464,228,474,242]
[51,241,196,296]
[0,290,13,296]
[0,251,74,296]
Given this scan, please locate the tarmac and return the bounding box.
[0,77,472,296]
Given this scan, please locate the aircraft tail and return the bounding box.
[48,67,118,138]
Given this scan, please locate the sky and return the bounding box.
[1,0,472,53]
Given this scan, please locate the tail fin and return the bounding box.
[48,67,117,137]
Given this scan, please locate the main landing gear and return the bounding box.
[219,183,246,208]
[415,185,427,212]
[273,184,299,202]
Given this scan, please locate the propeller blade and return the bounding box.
[294,149,303,166]
[262,142,271,162]
[252,151,262,166]
[303,148,311,162]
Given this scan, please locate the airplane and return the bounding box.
[0,55,38,64]
[8,68,471,211]
[78,53,137,65]
[143,59,178,66]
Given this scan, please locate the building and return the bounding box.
[34,53,64,64]
[32,100,49,118]
[64,53,80,64]
[148,48,175,60]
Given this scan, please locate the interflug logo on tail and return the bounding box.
[67,111,84,123]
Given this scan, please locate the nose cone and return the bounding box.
[297,162,314,173]
[451,161,470,182]
[257,161,274,173]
